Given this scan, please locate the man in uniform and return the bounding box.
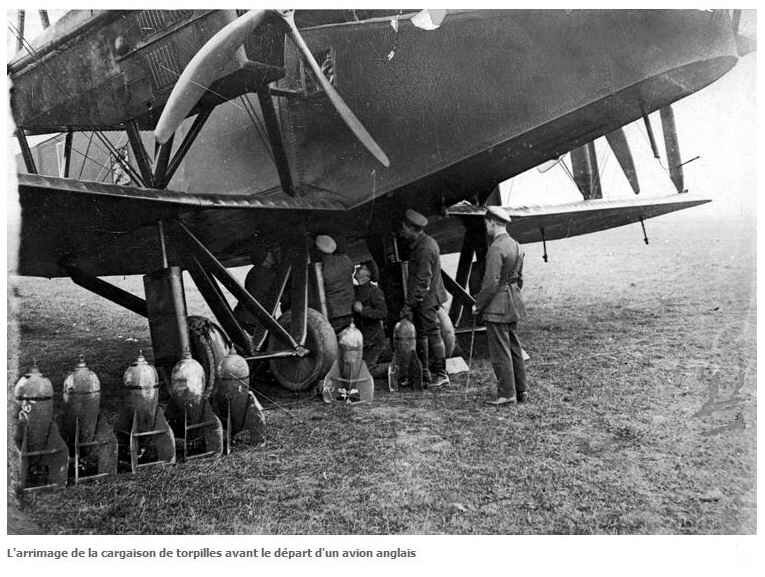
[474,206,528,405]
[399,209,450,388]
[234,245,281,341]
[315,234,355,333]
[352,260,388,377]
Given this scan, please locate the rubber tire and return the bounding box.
[268,309,338,392]
[437,307,456,358]
[187,316,232,396]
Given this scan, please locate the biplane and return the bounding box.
[8,9,752,393]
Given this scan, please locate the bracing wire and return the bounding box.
[239,94,276,164]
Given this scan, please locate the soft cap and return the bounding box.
[485,206,512,224]
[315,234,337,254]
[404,209,428,228]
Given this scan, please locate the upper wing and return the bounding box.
[431,194,711,253]
[15,173,346,278]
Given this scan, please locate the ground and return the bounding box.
[6,209,756,534]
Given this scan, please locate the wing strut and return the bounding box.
[186,255,253,355]
[163,107,214,188]
[67,266,148,318]
[570,141,602,200]
[642,113,661,159]
[174,220,301,351]
[126,120,154,186]
[660,106,685,193]
[16,129,37,174]
[153,136,174,188]
[15,10,24,53]
[62,131,73,178]
[256,89,294,195]
[605,128,640,195]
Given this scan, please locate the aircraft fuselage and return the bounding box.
[11,10,740,276]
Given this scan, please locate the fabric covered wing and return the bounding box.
[15,173,346,277]
[434,194,711,253]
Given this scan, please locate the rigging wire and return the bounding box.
[558,155,575,185]
[8,21,73,103]
[94,131,144,186]
[633,115,670,173]
[9,20,149,185]
[239,94,276,164]
[77,132,95,179]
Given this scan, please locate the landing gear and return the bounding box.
[69,221,339,396]
[268,309,337,392]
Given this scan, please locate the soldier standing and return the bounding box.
[473,206,528,405]
[315,234,355,333]
[399,209,449,388]
[234,245,281,337]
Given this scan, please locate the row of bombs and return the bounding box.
[12,350,265,491]
[320,318,428,401]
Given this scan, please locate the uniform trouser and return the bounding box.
[363,333,387,378]
[413,304,446,373]
[486,321,527,398]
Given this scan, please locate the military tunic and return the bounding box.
[234,262,279,336]
[353,282,388,370]
[475,231,527,399]
[406,232,447,338]
[321,253,355,332]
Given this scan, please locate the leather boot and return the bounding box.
[429,336,449,388]
[430,355,450,389]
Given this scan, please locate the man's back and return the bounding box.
[322,253,354,320]
[407,232,447,308]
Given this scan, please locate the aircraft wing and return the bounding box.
[15,173,347,278]
[433,194,711,252]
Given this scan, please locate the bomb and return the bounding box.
[338,322,364,382]
[321,321,374,403]
[122,351,159,431]
[170,350,207,424]
[116,352,176,471]
[389,318,422,390]
[13,362,69,490]
[215,352,250,430]
[213,352,266,448]
[14,362,55,451]
[62,355,101,445]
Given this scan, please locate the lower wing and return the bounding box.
[432,194,711,253]
[13,173,346,278]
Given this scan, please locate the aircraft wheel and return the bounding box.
[437,307,456,358]
[187,315,232,395]
[268,309,338,392]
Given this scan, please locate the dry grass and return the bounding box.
[7,211,756,534]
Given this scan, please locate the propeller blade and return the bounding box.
[278,11,390,167]
[154,10,269,144]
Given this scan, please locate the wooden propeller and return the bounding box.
[154,10,390,168]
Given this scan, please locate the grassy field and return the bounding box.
[6,209,756,534]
